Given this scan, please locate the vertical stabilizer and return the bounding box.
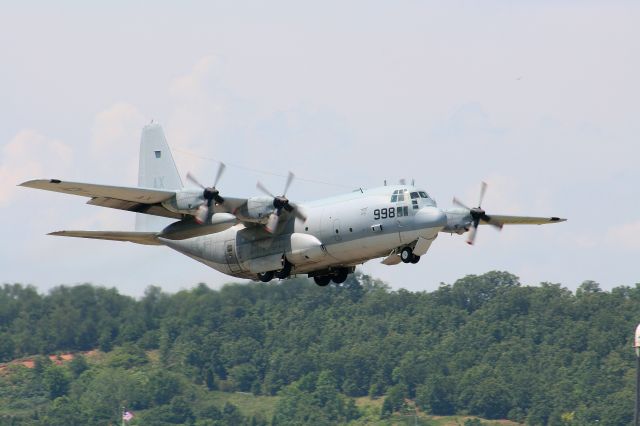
[138,123,183,190]
[136,123,182,231]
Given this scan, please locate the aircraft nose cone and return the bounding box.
[415,206,447,229]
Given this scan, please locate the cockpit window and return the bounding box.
[410,192,419,199]
[419,191,429,198]
[390,189,408,202]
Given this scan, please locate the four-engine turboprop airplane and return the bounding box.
[20,123,566,286]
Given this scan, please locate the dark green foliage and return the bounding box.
[42,366,70,399]
[0,272,638,423]
[381,383,407,417]
[67,354,88,378]
[42,396,87,425]
[272,372,359,425]
[148,369,182,405]
[106,343,149,369]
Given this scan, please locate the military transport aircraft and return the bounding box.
[20,123,566,286]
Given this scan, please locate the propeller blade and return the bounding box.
[186,172,206,189]
[256,181,275,198]
[478,181,487,208]
[265,212,280,233]
[214,162,226,188]
[195,205,209,224]
[466,226,477,245]
[482,214,504,230]
[294,209,307,221]
[453,197,471,210]
[289,203,308,221]
[283,172,294,196]
[467,221,479,245]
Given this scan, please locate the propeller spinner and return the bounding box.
[186,162,226,224]
[256,172,307,233]
[453,181,503,245]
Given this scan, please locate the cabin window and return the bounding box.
[154,150,161,158]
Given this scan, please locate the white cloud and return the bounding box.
[169,55,219,101]
[0,130,73,204]
[90,102,146,184]
[606,221,640,250]
[166,55,227,178]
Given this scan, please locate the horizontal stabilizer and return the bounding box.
[20,179,175,203]
[49,230,162,245]
[482,215,567,225]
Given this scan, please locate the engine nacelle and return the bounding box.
[235,196,274,223]
[441,208,471,235]
[163,189,203,213]
[286,233,326,264]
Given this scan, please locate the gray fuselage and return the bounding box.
[159,184,447,280]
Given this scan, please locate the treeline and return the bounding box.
[0,272,639,425]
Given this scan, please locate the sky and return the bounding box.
[1,1,638,297]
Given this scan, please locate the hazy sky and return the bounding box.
[1,1,638,296]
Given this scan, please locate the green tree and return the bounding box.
[68,354,89,378]
[43,366,70,399]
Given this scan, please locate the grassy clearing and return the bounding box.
[350,397,523,426]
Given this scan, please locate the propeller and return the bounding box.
[256,172,307,233]
[186,162,226,224]
[452,181,503,245]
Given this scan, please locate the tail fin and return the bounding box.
[138,122,182,190]
[136,123,182,231]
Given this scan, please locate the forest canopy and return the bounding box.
[0,271,638,425]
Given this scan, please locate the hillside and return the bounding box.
[0,271,637,424]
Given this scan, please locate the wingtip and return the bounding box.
[18,178,62,187]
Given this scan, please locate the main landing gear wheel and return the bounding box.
[257,271,274,282]
[314,276,331,286]
[275,259,292,279]
[331,268,348,284]
[410,255,420,264]
[400,247,413,263]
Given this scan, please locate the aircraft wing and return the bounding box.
[482,215,566,225]
[20,179,182,219]
[49,230,162,245]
